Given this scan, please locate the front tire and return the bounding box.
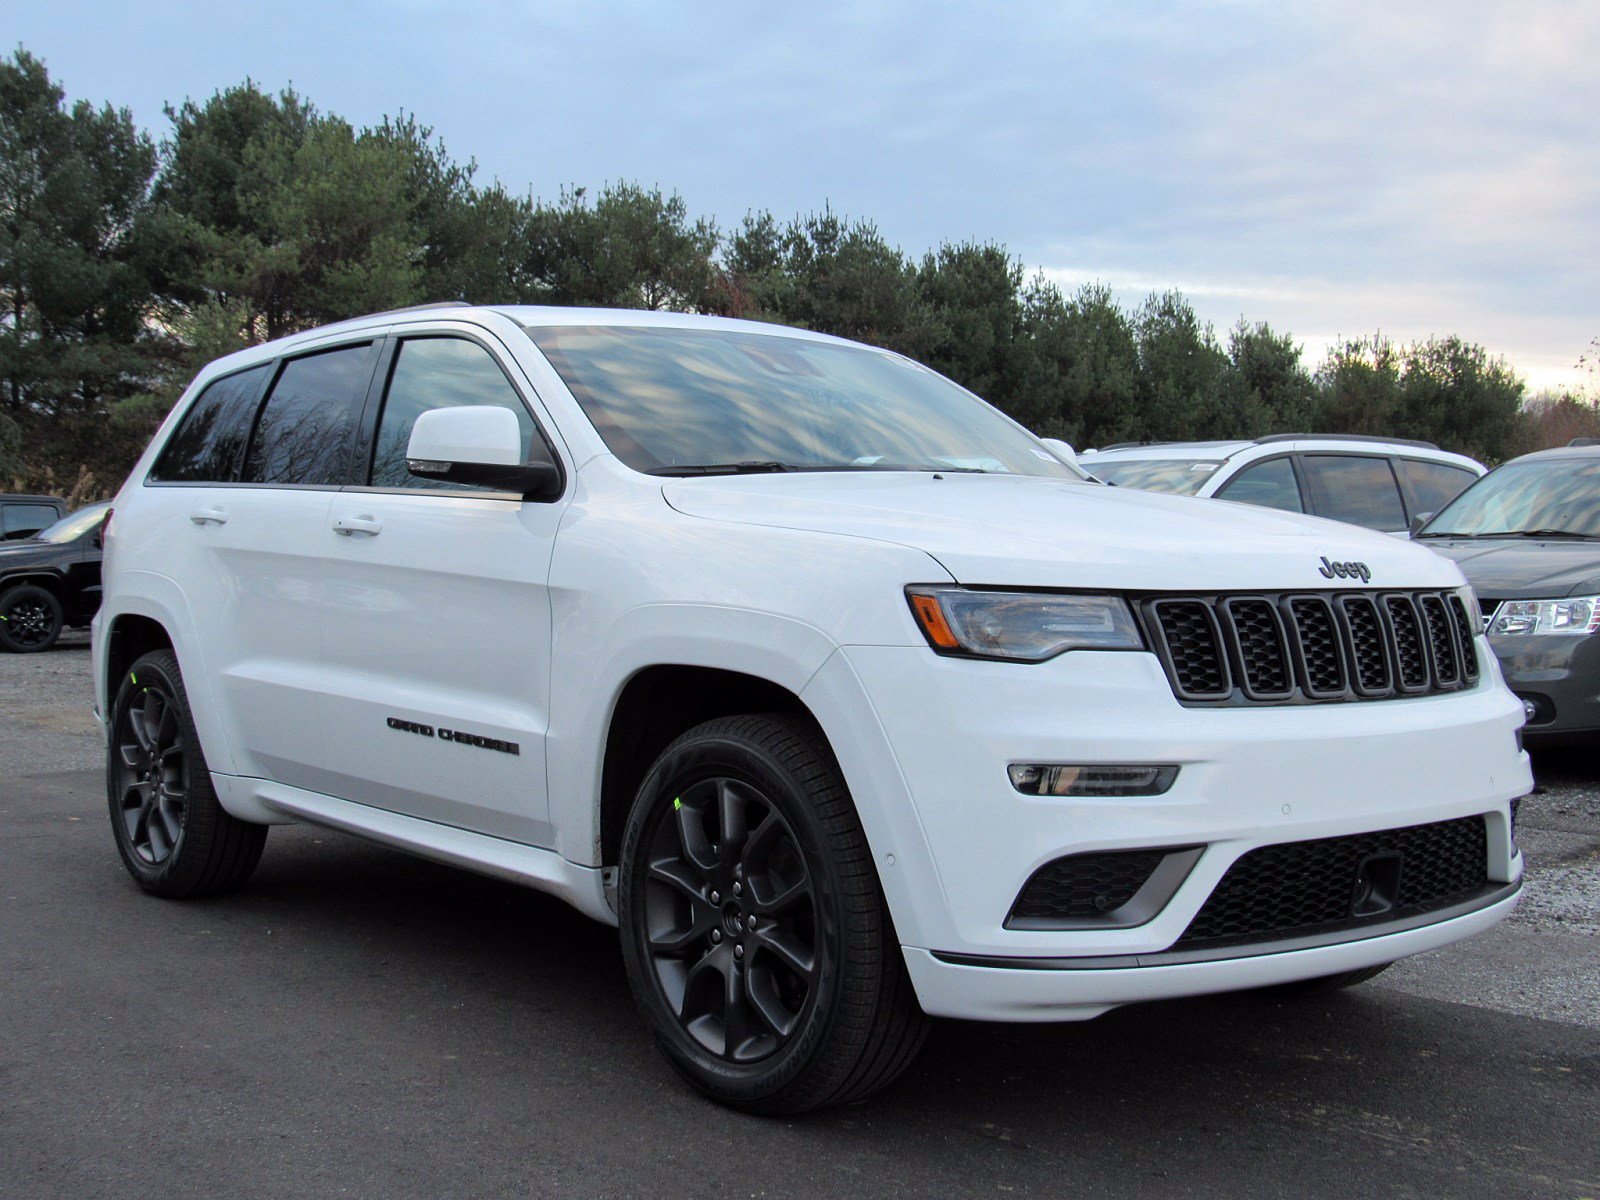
[0,584,64,652]
[618,714,928,1114]
[107,649,267,897]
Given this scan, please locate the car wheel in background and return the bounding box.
[0,584,64,652]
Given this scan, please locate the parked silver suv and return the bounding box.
[1081,435,1485,534]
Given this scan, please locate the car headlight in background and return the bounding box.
[906,587,1144,661]
[1487,595,1600,637]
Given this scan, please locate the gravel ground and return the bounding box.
[4,635,1597,1030]
[0,631,99,774]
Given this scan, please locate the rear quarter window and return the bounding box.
[149,364,272,484]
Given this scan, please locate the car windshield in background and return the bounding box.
[33,503,109,544]
[525,325,1079,479]
[1421,458,1600,539]
[1086,459,1224,495]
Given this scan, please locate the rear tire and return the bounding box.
[618,713,929,1114]
[0,584,63,653]
[107,649,267,897]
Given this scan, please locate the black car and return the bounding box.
[1416,442,1600,744]
[0,502,111,653]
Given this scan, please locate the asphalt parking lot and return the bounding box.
[2,637,1597,1199]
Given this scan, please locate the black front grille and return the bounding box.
[1009,849,1168,926]
[1176,815,1490,949]
[1145,590,1478,706]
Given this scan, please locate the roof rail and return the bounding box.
[1252,432,1440,450]
[363,300,473,318]
[1568,438,1600,448]
[1096,441,1172,451]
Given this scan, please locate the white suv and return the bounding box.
[95,304,1529,1113]
[1080,436,1485,534]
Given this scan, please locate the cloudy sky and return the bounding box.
[15,1,1598,391]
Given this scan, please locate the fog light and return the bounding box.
[1008,763,1178,797]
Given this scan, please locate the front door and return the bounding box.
[315,331,565,846]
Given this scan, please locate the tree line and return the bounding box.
[1,49,1582,502]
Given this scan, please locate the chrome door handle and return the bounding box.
[332,515,382,537]
[189,508,228,526]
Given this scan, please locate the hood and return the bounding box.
[661,472,1464,591]
[0,538,48,560]
[1418,538,1600,599]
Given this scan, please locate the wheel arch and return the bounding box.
[95,574,238,776]
[0,570,68,602]
[597,665,818,871]
[105,612,175,694]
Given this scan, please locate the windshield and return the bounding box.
[33,503,109,544]
[525,325,1080,479]
[1420,458,1600,538]
[1085,458,1224,495]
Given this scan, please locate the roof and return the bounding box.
[1506,442,1600,465]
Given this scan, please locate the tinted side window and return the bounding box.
[369,337,537,490]
[1301,455,1406,531]
[150,364,272,483]
[241,344,376,486]
[2,505,58,539]
[1398,459,1477,517]
[1215,457,1303,513]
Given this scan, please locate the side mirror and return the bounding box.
[406,406,562,500]
[1409,512,1434,537]
[1040,437,1080,468]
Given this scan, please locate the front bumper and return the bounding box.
[903,885,1520,1021]
[808,643,1529,1016]
[1487,629,1600,743]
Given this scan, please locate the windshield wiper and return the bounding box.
[1420,528,1600,540]
[646,461,798,476]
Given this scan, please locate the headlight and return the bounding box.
[906,587,1144,661]
[1487,595,1600,637]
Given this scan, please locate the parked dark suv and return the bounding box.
[1416,442,1600,744]
[0,502,111,652]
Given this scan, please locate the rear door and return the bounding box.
[315,328,567,845]
[141,339,379,789]
[1299,453,1409,533]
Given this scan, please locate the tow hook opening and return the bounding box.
[1350,851,1403,918]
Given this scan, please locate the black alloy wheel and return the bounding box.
[112,680,189,866]
[640,774,818,1063]
[619,714,929,1114]
[106,649,268,897]
[0,585,63,653]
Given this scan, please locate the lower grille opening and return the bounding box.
[1175,815,1490,950]
[1008,847,1202,930]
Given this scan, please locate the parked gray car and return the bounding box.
[1416,441,1600,744]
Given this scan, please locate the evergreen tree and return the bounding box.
[0,49,159,490]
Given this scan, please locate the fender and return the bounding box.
[546,602,839,866]
[97,570,240,779]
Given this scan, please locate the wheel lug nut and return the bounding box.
[747,915,757,930]
[733,944,744,959]
[732,881,742,896]
[711,929,722,943]
[710,890,720,904]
